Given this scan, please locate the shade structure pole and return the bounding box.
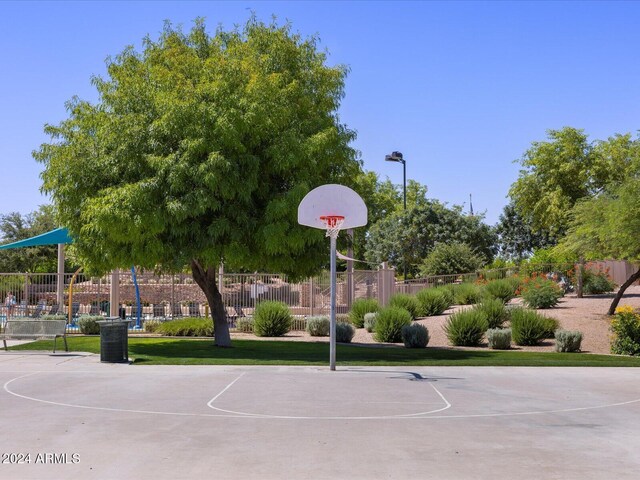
[329,234,337,371]
[57,244,65,307]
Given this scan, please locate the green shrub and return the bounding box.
[541,316,560,338]
[401,323,430,348]
[554,329,583,352]
[388,294,420,319]
[253,301,292,337]
[374,306,413,343]
[483,279,516,304]
[41,314,66,321]
[416,288,450,316]
[336,322,355,343]
[157,318,213,337]
[349,298,379,327]
[336,314,351,324]
[521,276,563,309]
[474,298,508,329]
[236,317,254,333]
[583,270,615,295]
[364,312,377,333]
[611,306,640,355]
[78,315,101,334]
[419,242,484,276]
[443,309,488,346]
[306,316,330,336]
[509,308,547,346]
[486,328,511,350]
[436,286,455,305]
[452,283,482,305]
[143,319,162,333]
[507,276,524,296]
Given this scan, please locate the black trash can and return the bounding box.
[97,318,131,363]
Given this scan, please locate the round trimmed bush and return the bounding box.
[473,298,508,329]
[416,288,450,316]
[349,298,379,327]
[554,329,582,352]
[336,322,356,343]
[486,328,511,350]
[364,312,377,333]
[253,301,292,337]
[78,315,101,334]
[374,306,413,343]
[443,309,488,346]
[306,316,330,336]
[401,323,430,348]
[388,294,420,320]
[509,308,548,346]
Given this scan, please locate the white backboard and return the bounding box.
[298,184,368,230]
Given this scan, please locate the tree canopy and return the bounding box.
[495,201,557,262]
[365,199,496,277]
[509,127,640,238]
[34,18,360,345]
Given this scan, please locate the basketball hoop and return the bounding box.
[320,215,345,239]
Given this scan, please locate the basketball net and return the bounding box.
[320,215,345,239]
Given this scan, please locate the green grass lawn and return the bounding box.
[9,336,640,366]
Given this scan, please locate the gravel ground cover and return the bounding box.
[231,285,640,354]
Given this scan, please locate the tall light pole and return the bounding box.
[385,151,407,282]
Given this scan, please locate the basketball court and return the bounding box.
[1,351,640,479]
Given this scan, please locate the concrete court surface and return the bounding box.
[1,351,639,480]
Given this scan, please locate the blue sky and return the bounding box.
[1,1,639,225]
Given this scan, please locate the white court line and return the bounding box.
[207,372,246,404]
[3,371,640,421]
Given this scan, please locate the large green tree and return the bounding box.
[365,200,496,277]
[558,176,640,314]
[509,128,640,238]
[34,19,360,346]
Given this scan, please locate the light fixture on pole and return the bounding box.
[385,151,407,282]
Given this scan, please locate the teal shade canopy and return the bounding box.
[0,227,73,250]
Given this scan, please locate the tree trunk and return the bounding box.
[607,267,640,316]
[576,257,585,298]
[190,259,231,347]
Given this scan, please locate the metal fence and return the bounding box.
[0,260,633,334]
[0,269,390,333]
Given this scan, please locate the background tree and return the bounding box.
[0,205,77,272]
[557,176,640,314]
[365,200,496,277]
[509,127,596,237]
[509,128,640,239]
[34,19,360,347]
[495,201,557,262]
[419,242,484,276]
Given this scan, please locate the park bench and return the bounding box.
[1,318,68,353]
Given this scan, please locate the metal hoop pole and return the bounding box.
[329,233,337,371]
